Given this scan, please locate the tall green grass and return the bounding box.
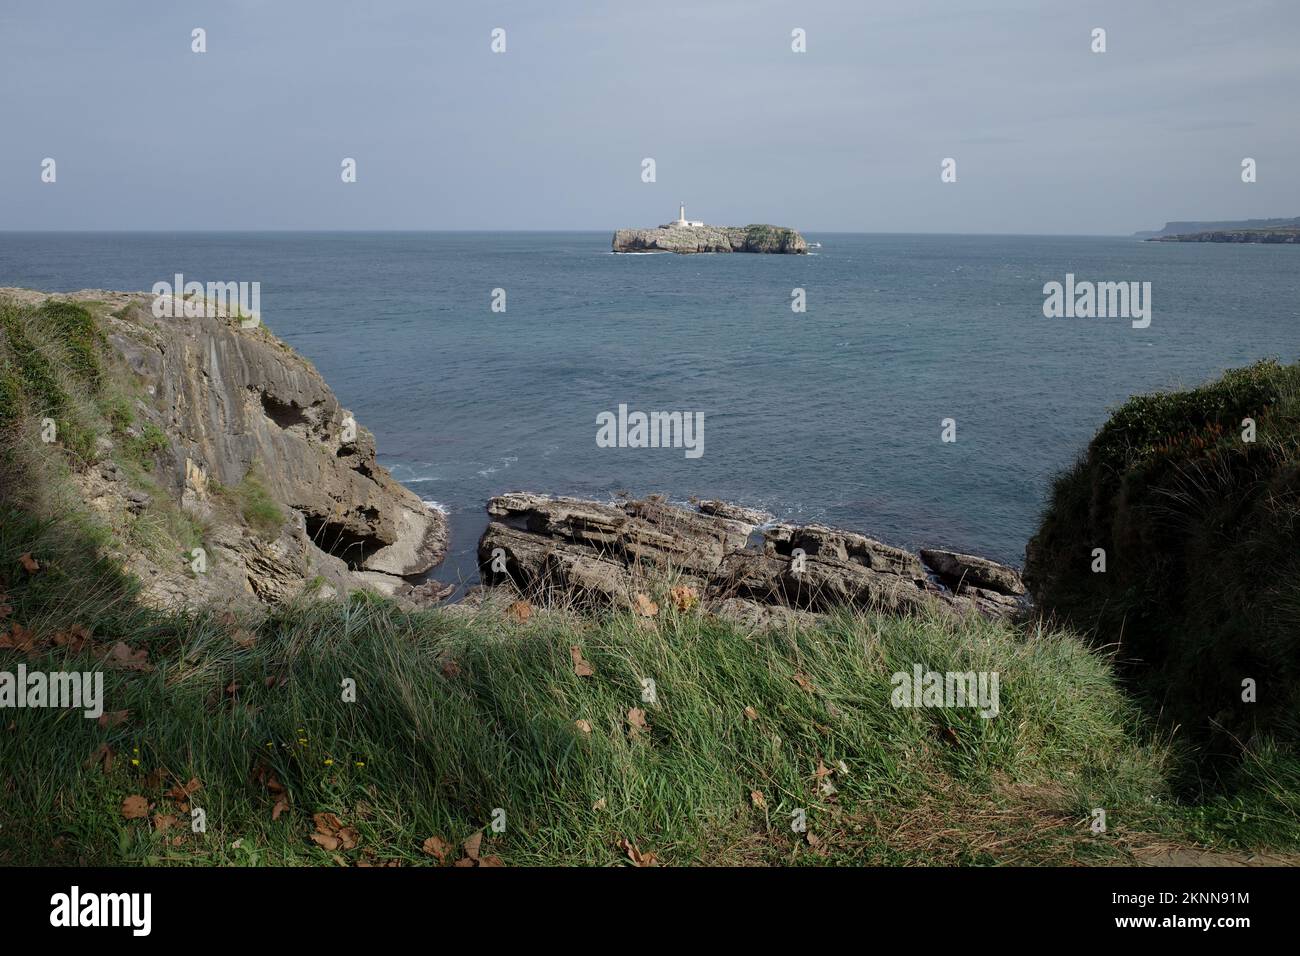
[6,500,1296,866]
[0,530,1183,865]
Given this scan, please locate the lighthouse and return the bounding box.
[670,202,705,228]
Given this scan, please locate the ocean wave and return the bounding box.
[476,455,519,478]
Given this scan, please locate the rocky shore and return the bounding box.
[612,223,808,254]
[469,492,1025,625]
[4,287,1026,623]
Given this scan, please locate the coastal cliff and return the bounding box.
[0,289,448,609]
[613,223,808,254]
[1147,228,1300,243]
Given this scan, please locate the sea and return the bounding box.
[3,231,1298,586]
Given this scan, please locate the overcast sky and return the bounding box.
[1,0,1296,233]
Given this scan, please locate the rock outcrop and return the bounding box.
[477,492,1026,624]
[612,224,808,255]
[0,288,448,609]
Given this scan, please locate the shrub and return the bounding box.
[1026,359,1300,763]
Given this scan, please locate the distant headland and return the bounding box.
[613,202,808,254]
[1135,216,1300,243]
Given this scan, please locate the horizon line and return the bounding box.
[0,228,1141,238]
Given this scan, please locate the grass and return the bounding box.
[214,470,286,540]
[2,503,1298,866]
[0,300,104,460]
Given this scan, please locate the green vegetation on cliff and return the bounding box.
[1027,359,1300,775]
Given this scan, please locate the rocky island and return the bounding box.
[613,203,807,254]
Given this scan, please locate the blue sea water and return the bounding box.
[3,231,1298,584]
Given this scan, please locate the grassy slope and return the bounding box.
[1,296,1297,865]
[0,505,1209,866]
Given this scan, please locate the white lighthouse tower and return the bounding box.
[670,202,704,228]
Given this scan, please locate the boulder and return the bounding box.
[476,493,1024,624]
[920,549,1025,596]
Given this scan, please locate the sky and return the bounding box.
[0,0,1297,234]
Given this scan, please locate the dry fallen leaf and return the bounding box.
[85,743,114,775]
[743,706,759,721]
[310,833,341,851]
[120,795,149,820]
[421,835,451,862]
[0,621,37,652]
[792,672,814,693]
[574,719,592,735]
[311,811,359,850]
[669,585,699,611]
[462,831,483,861]
[592,798,607,811]
[619,838,658,867]
[97,709,129,729]
[18,553,40,574]
[440,657,461,679]
[313,811,344,835]
[570,645,593,678]
[632,592,659,617]
[750,790,767,810]
[272,797,290,821]
[152,813,178,833]
[479,855,504,867]
[626,707,648,735]
[52,625,91,653]
[452,858,476,867]
[251,762,286,798]
[166,776,202,800]
[506,600,532,623]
